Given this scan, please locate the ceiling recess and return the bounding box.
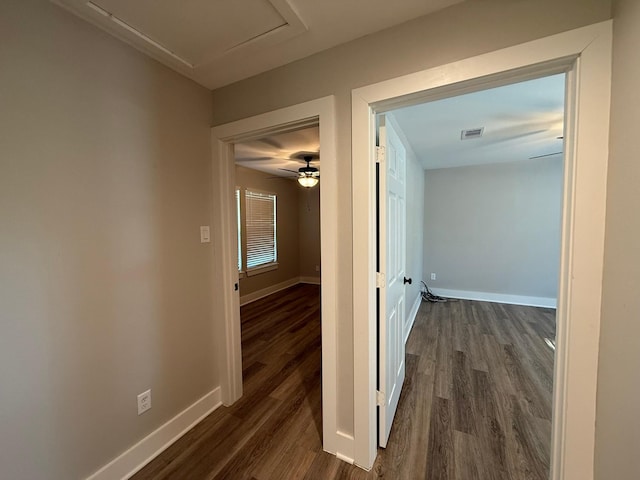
[51,0,307,72]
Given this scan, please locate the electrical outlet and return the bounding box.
[430,273,437,281]
[137,389,151,415]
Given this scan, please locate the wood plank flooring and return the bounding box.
[133,285,555,480]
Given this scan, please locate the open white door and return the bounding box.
[377,115,407,447]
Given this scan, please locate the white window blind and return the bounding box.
[235,188,242,271]
[245,190,277,269]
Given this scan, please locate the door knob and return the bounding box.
[403,277,412,285]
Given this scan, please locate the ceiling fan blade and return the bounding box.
[278,168,300,174]
[529,151,563,159]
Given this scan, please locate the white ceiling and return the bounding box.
[390,74,566,170]
[235,75,565,178]
[51,0,463,89]
[235,126,320,178]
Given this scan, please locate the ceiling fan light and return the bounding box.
[298,175,319,188]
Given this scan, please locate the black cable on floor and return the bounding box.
[421,281,450,303]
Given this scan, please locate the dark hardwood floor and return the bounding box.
[133,284,555,480]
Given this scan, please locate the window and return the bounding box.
[236,188,278,276]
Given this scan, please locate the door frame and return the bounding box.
[211,96,339,454]
[352,21,612,478]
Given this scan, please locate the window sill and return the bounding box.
[238,270,246,279]
[246,263,279,277]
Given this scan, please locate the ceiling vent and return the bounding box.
[461,127,484,140]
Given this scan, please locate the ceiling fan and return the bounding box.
[279,154,320,188]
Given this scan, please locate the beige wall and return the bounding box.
[595,1,640,478]
[298,186,321,279]
[211,0,611,434]
[0,1,214,479]
[235,166,301,296]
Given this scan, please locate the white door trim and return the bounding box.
[211,96,339,455]
[352,21,612,477]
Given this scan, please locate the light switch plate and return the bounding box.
[200,226,210,243]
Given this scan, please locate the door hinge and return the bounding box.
[376,146,385,164]
[376,272,385,288]
[376,390,386,407]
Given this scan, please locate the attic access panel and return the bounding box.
[53,0,306,68]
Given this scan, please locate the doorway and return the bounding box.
[232,125,323,441]
[210,96,342,457]
[374,72,566,478]
[352,22,612,478]
[234,125,321,305]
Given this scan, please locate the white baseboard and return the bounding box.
[335,430,355,464]
[299,276,321,285]
[86,388,221,480]
[430,288,557,308]
[240,277,300,306]
[404,293,422,344]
